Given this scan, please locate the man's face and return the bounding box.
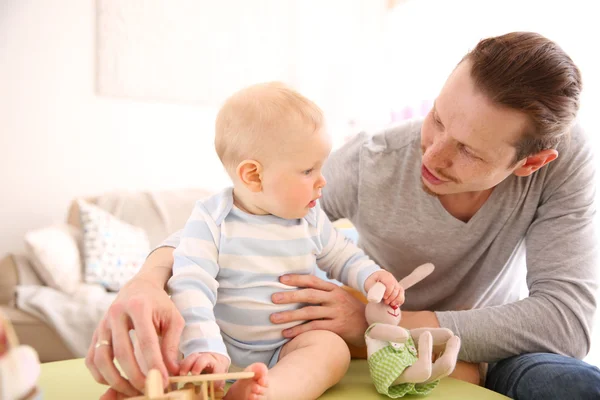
[420,61,531,196]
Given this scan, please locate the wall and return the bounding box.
[0,0,387,256]
[0,0,228,256]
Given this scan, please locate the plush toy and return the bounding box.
[0,312,41,400]
[365,263,461,398]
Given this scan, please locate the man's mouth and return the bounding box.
[421,165,447,185]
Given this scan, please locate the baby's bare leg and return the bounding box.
[268,330,351,400]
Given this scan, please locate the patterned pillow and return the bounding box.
[78,200,150,291]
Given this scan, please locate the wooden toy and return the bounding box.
[126,369,255,400]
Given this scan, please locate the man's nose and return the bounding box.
[424,138,453,169]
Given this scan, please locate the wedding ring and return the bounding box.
[95,339,111,349]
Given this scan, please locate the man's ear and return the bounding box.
[513,149,558,177]
[236,159,263,192]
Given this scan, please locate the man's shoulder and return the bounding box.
[527,121,596,204]
[325,119,421,177]
[548,121,594,176]
[567,121,591,152]
[362,118,423,155]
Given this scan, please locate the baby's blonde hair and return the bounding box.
[215,82,324,176]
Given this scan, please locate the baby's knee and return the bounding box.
[288,330,351,365]
[310,330,351,365]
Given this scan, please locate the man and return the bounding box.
[87,32,600,399]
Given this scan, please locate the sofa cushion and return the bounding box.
[23,225,82,294]
[78,200,150,291]
[12,254,45,287]
[91,188,213,248]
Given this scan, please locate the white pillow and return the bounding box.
[78,200,150,291]
[24,225,82,294]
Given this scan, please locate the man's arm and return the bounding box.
[135,245,177,290]
[437,132,598,363]
[86,243,183,395]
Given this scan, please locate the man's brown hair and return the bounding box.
[464,32,582,163]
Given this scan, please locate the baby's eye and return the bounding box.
[303,169,313,175]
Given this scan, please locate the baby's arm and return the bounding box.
[314,205,381,296]
[166,201,230,366]
[365,270,404,306]
[179,352,230,377]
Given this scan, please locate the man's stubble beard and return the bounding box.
[421,181,440,197]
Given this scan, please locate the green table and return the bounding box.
[39,358,509,399]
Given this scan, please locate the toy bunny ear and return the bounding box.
[367,282,386,303]
[398,263,435,290]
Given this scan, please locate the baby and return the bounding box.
[167,82,403,400]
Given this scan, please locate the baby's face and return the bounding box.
[260,127,332,219]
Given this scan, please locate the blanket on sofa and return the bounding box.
[16,285,117,357]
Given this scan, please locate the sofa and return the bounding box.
[0,188,215,362]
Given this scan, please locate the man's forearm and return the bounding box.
[436,293,593,363]
[134,246,175,290]
[400,311,481,385]
[400,310,440,329]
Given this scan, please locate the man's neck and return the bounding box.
[437,188,494,223]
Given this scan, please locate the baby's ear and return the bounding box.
[367,282,386,303]
[236,160,263,192]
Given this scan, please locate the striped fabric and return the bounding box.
[168,187,381,363]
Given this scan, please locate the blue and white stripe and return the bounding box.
[167,187,381,363]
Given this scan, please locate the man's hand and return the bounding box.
[85,272,184,397]
[402,311,481,385]
[270,274,369,347]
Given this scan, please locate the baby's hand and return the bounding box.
[365,270,405,307]
[179,352,230,388]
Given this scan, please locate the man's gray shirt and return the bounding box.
[320,118,598,362]
[162,118,598,363]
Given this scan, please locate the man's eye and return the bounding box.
[458,144,481,160]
